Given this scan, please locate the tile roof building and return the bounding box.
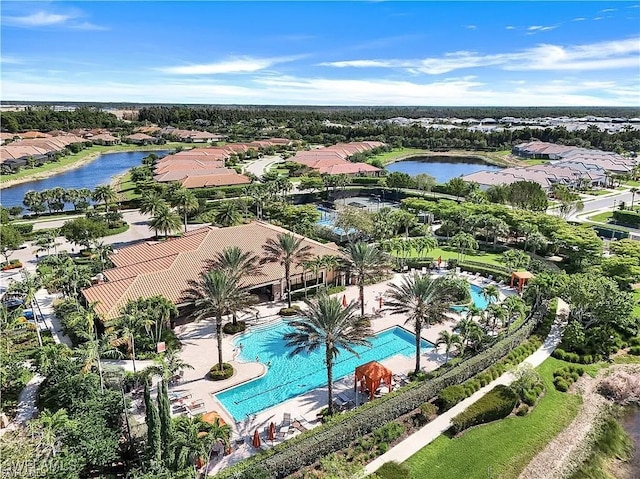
[289,141,385,176]
[82,222,342,319]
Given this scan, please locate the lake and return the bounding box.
[385,156,502,183]
[0,150,168,209]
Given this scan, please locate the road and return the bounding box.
[244,155,284,177]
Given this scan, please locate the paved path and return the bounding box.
[243,155,284,177]
[4,374,45,431]
[364,299,568,476]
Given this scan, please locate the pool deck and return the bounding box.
[162,271,514,475]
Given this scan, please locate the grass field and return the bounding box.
[583,189,614,196]
[391,246,503,266]
[521,159,548,166]
[368,148,431,165]
[587,211,613,223]
[623,180,640,187]
[404,357,583,479]
[115,171,139,200]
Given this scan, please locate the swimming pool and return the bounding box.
[215,323,432,420]
[452,284,491,311]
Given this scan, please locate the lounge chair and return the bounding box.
[281,412,292,427]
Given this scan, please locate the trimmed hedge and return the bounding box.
[351,177,383,186]
[214,301,548,479]
[613,210,640,228]
[552,348,599,364]
[374,462,411,479]
[278,306,301,317]
[223,321,247,335]
[451,384,518,434]
[553,365,584,392]
[290,285,346,302]
[209,363,234,381]
[458,262,511,283]
[12,223,33,235]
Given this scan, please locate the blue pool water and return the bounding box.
[452,284,491,311]
[216,324,432,420]
[316,206,348,235]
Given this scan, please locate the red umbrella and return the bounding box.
[268,422,276,442]
[341,295,347,307]
[252,429,261,448]
[437,256,442,268]
[379,296,383,309]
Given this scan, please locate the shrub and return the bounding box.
[1,260,22,271]
[375,461,411,479]
[419,402,438,421]
[208,363,234,380]
[451,385,518,434]
[372,422,404,443]
[12,223,33,235]
[223,321,247,334]
[553,364,585,392]
[522,390,538,406]
[278,306,301,317]
[516,405,529,416]
[554,378,569,392]
[436,385,467,410]
[629,346,640,356]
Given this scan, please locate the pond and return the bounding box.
[0,150,168,209]
[385,156,502,183]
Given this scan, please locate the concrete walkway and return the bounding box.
[364,299,568,476]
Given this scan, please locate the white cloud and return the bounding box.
[526,25,558,34]
[0,56,24,64]
[2,9,107,30]
[465,25,477,30]
[320,37,640,74]
[572,17,586,21]
[505,25,516,30]
[4,11,72,27]
[159,56,301,75]
[600,8,617,13]
[2,74,637,106]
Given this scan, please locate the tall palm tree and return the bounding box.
[385,273,465,374]
[486,303,507,331]
[10,272,42,347]
[481,284,500,306]
[450,232,478,262]
[29,409,72,457]
[284,295,372,415]
[139,191,167,217]
[502,295,526,328]
[110,311,142,373]
[93,185,118,212]
[414,235,437,259]
[261,232,313,308]
[144,349,194,382]
[320,255,341,287]
[208,246,262,286]
[93,240,113,273]
[342,242,390,316]
[631,187,639,210]
[170,415,231,472]
[149,204,182,239]
[171,188,199,233]
[34,343,71,376]
[77,336,123,393]
[180,270,254,372]
[436,330,463,361]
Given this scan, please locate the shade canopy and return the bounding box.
[510,271,534,292]
[355,361,392,400]
[252,429,261,448]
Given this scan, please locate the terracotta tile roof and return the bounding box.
[20,131,51,139]
[154,160,226,174]
[154,168,234,182]
[317,162,381,175]
[91,133,120,142]
[180,173,251,188]
[82,222,342,318]
[126,133,156,141]
[1,145,50,161]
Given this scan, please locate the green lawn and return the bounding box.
[368,148,430,165]
[404,357,583,479]
[521,159,548,166]
[582,189,614,196]
[623,180,640,187]
[587,211,613,223]
[115,171,139,200]
[392,246,504,266]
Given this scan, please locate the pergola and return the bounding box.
[510,271,534,292]
[354,361,393,400]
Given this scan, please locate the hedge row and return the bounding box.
[192,185,248,199]
[290,285,346,301]
[12,223,34,235]
[214,301,548,479]
[458,262,511,283]
[460,260,511,274]
[436,336,542,411]
[613,210,640,228]
[450,384,518,434]
[552,348,600,364]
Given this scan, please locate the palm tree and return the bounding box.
[342,242,390,316]
[139,191,167,217]
[385,273,468,374]
[214,202,243,227]
[450,232,478,262]
[93,240,113,273]
[34,343,71,375]
[486,303,507,331]
[171,188,199,232]
[481,284,500,306]
[170,415,231,472]
[320,255,341,287]
[502,295,526,328]
[110,311,142,373]
[29,409,72,457]
[93,185,118,211]
[77,336,123,393]
[208,246,262,286]
[149,204,182,239]
[436,330,463,361]
[180,270,254,372]
[414,235,437,260]
[283,295,372,415]
[261,232,313,308]
[631,187,639,210]
[385,273,466,374]
[10,272,42,347]
[144,349,194,382]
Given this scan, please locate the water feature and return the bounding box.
[0,150,168,208]
[385,156,502,183]
[215,323,433,420]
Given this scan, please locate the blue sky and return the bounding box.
[2,1,639,106]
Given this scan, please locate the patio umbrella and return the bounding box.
[252,429,261,448]
[268,422,276,442]
[437,256,442,268]
[379,296,383,309]
[341,295,347,307]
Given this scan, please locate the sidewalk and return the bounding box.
[364,299,568,476]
